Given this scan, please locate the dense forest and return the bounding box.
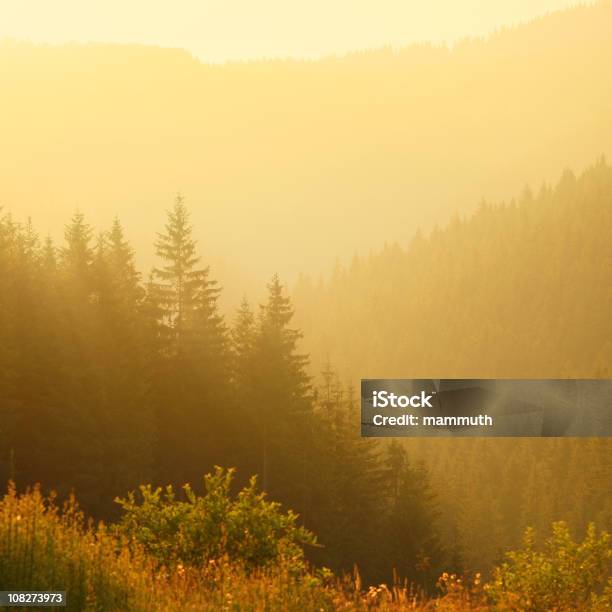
[1,2,611,607]
[294,159,612,379]
[1,160,610,590]
[0,195,445,587]
[293,159,612,571]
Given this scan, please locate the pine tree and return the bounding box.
[378,440,445,587]
[153,195,223,357]
[257,274,310,402]
[231,296,256,385]
[87,220,153,514]
[107,217,141,299]
[151,195,229,485]
[0,212,19,483]
[308,363,382,576]
[251,274,312,503]
[227,297,260,478]
[41,236,57,273]
[61,211,93,284]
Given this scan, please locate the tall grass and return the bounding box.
[0,483,490,610]
[0,483,153,609]
[1,484,608,610]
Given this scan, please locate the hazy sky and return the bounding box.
[0,0,583,62]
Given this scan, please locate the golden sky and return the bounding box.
[0,0,582,62]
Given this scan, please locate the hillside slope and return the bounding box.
[1,3,611,301]
[293,159,612,380]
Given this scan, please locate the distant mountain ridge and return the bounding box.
[1,2,611,310]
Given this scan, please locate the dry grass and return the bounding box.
[0,483,535,610]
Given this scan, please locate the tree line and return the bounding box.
[2,159,610,585]
[292,159,612,571]
[0,197,446,586]
[295,159,612,379]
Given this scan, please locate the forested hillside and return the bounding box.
[294,159,612,380]
[2,0,611,606]
[1,2,611,300]
[1,160,610,587]
[292,159,612,571]
[0,198,446,586]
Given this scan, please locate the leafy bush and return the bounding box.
[485,521,611,610]
[114,466,317,571]
[0,481,337,611]
[4,478,609,611]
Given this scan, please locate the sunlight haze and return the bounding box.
[1,0,584,61]
[1,1,611,602]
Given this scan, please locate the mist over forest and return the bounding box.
[1,3,611,608]
[1,157,610,588]
[295,160,612,382]
[1,3,611,308]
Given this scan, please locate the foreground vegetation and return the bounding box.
[2,160,611,583]
[1,475,609,611]
[0,189,446,586]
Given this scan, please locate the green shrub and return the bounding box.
[4,478,609,611]
[114,466,317,571]
[485,521,611,610]
[0,479,334,611]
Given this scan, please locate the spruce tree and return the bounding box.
[250,274,312,505]
[228,297,259,478]
[61,211,94,286]
[309,363,382,576]
[379,440,445,587]
[151,195,229,485]
[89,220,153,513]
[231,296,256,384]
[153,195,223,356]
[0,212,19,483]
[107,217,141,299]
